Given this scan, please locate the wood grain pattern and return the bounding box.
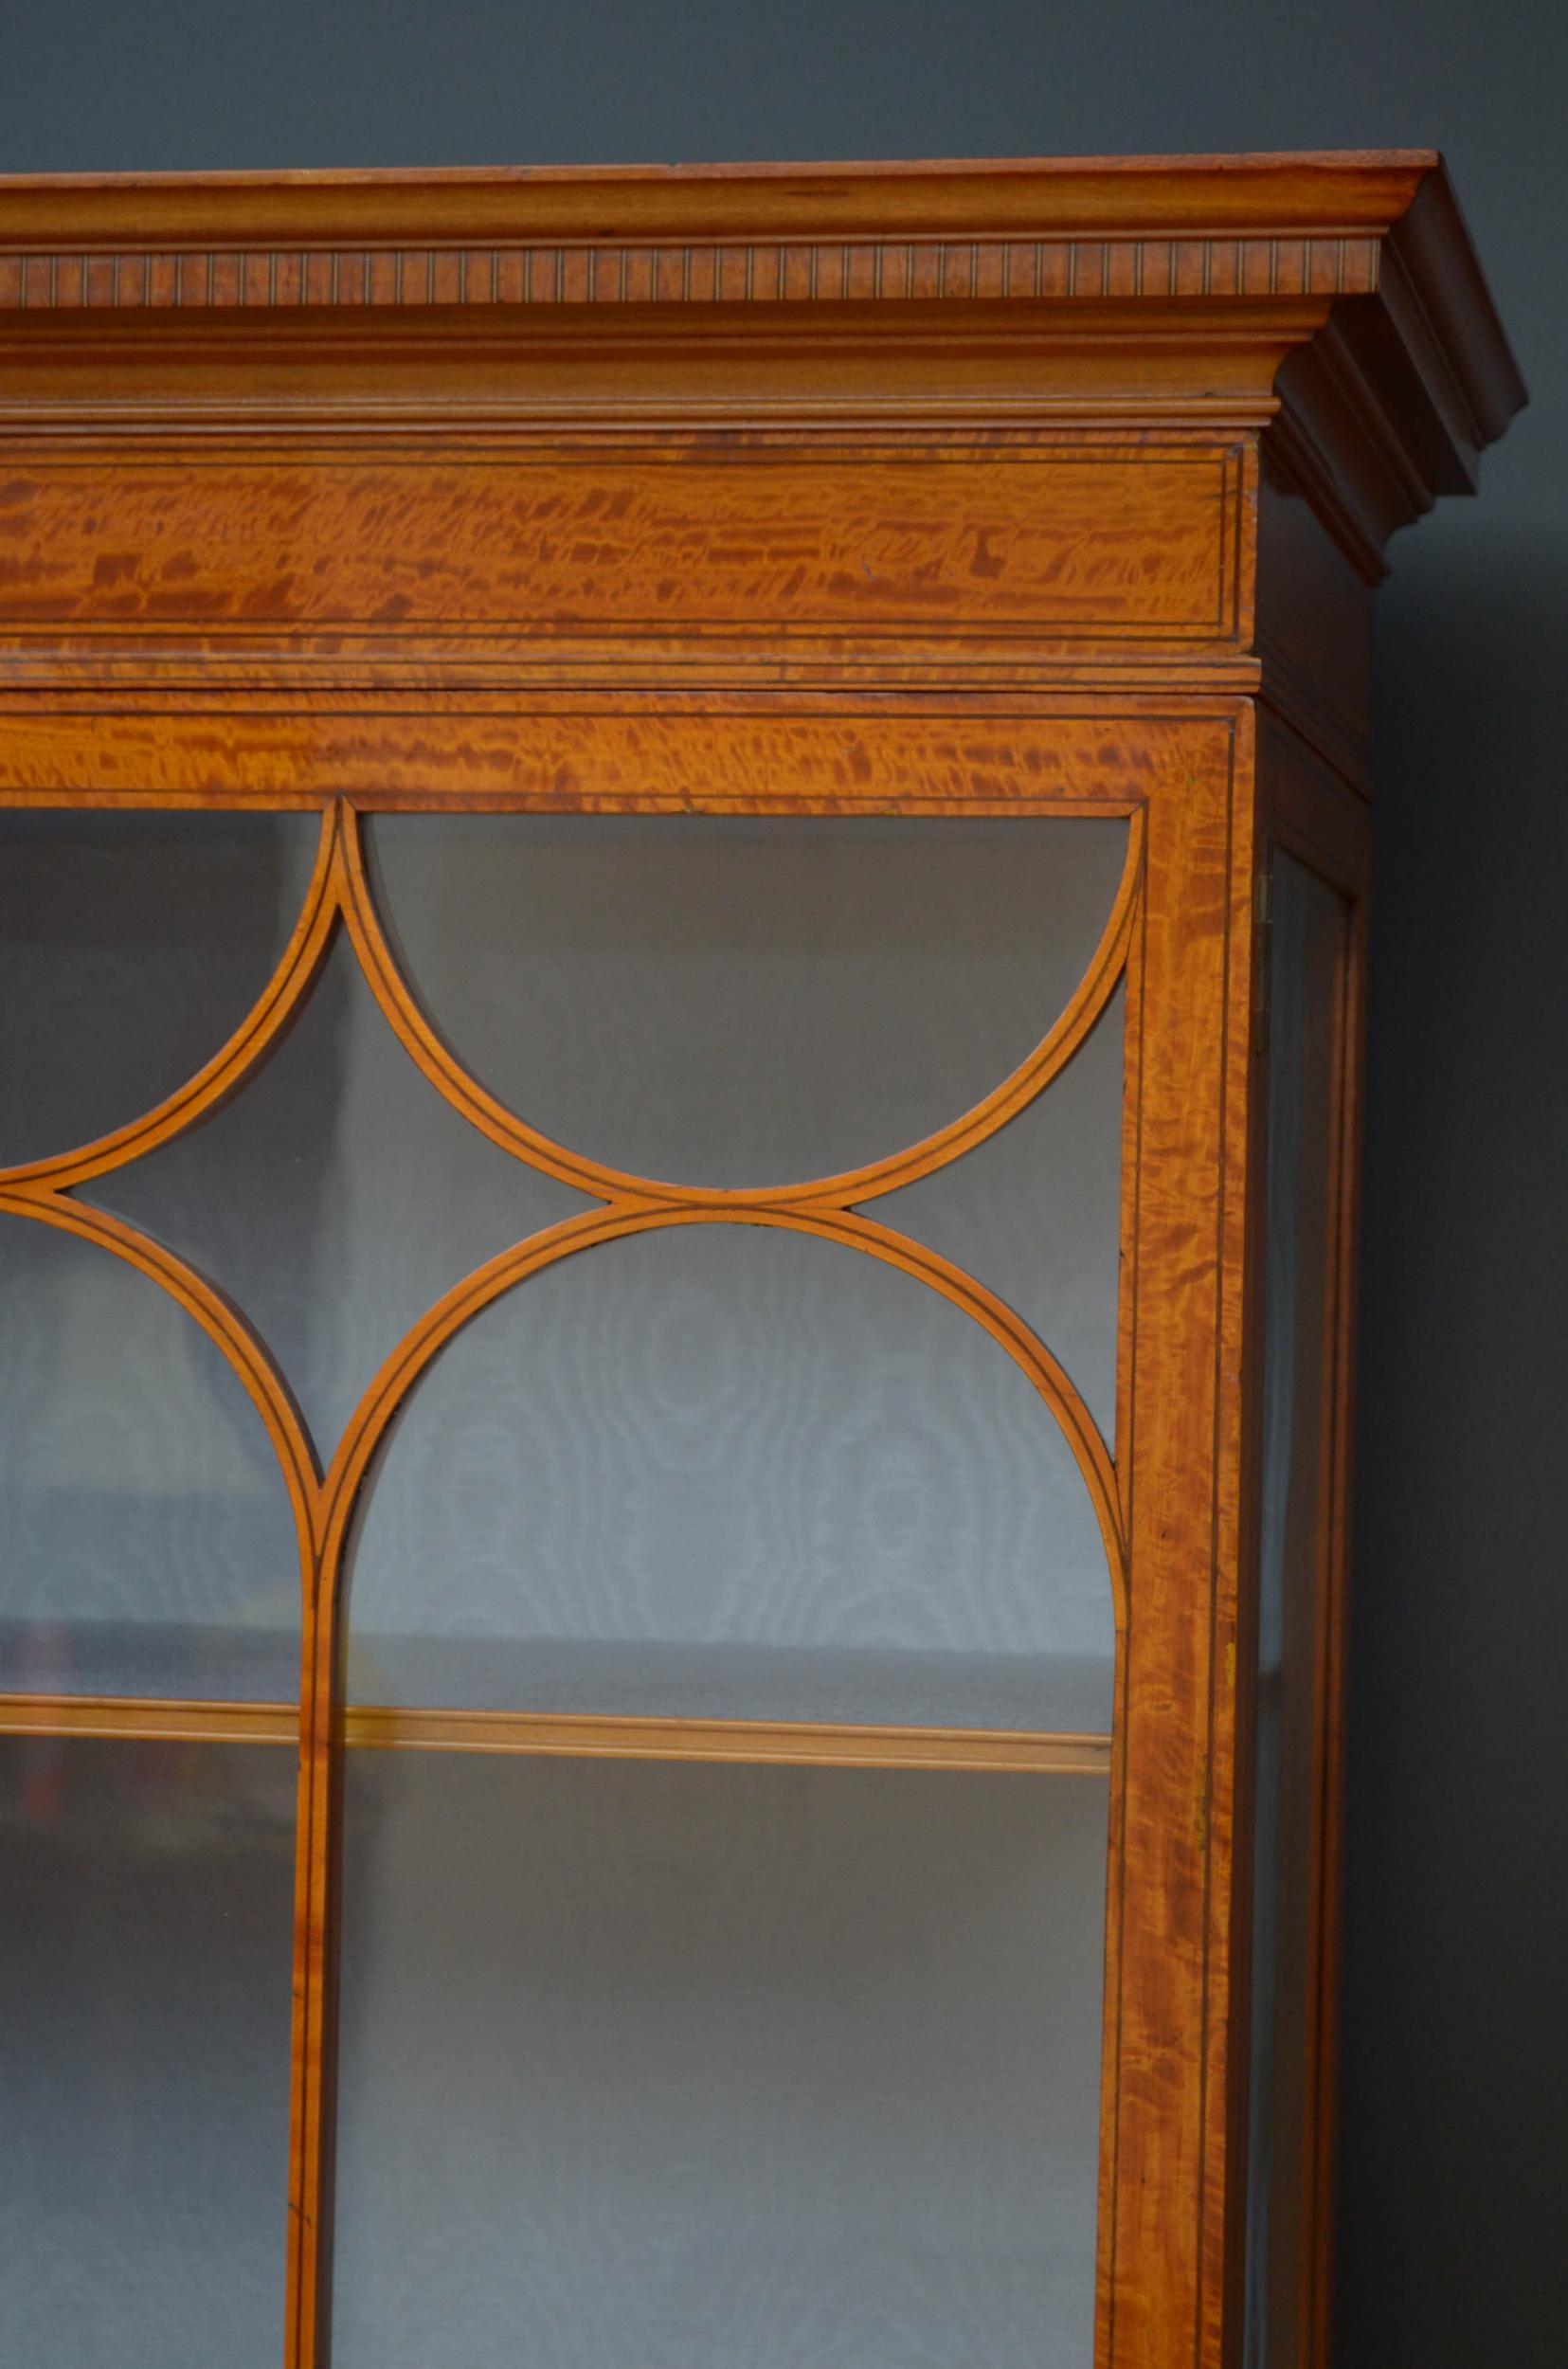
[342,1708,1112,1771]
[0,1693,1111,1774]
[1308,875,1365,2369]
[0,700,1369,2369]
[1095,714,1256,2369]
[0,722,1146,2368]
[0,697,1220,806]
[1255,717,1370,2369]
[0,1693,297,1745]
[1254,453,1375,778]
[0,151,1449,235]
[0,233,1382,316]
[0,443,1245,670]
[0,155,1430,325]
[0,155,1523,582]
[0,154,1523,2369]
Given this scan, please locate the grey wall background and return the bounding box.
[1,3,1563,2360]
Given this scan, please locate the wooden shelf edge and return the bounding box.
[0,1694,297,1745]
[348,1706,1113,1772]
[0,1692,1111,1774]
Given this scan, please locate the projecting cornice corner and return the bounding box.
[0,152,1525,577]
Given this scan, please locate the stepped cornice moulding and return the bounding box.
[0,153,1524,582]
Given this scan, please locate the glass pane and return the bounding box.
[369,814,1128,1187]
[872,986,1124,1440]
[1245,853,1346,2367]
[0,1218,299,1700]
[347,1222,1114,1732]
[98,936,596,1460]
[0,812,319,1169]
[332,1753,1107,2369]
[0,1735,295,2367]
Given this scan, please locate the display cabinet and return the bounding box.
[0,155,1522,2368]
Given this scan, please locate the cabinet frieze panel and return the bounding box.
[0,442,1248,682]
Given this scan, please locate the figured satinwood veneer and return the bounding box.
[0,154,1523,2369]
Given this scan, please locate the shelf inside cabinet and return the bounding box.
[0,1691,1111,1776]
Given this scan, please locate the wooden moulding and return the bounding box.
[0,724,1149,2369]
[0,1693,1112,1776]
[0,696,1226,810]
[0,440,1253,687]
[0,154,1524,2369]
[0,1694,297,1746]
[0,153,1525,702]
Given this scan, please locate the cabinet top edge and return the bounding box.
[0,152,1524,569]
[0,149,1451,244]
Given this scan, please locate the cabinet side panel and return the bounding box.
[1254,453,1375,794]
[1245,856,1344,2369]
[1245,722,1369,2369]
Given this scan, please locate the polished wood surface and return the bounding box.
[0,1693,1112,1774]
[0,442,1247,679]
[342,1709,1113,1772]
[0,695,1224,805]
[1254,456,1375,789]
[0,1694,297,1745]
[0,156,1522,2369]
[1254,716,1371,2369]
[0,155,1523,603]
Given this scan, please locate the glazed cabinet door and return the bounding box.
[0,708,1253,2369]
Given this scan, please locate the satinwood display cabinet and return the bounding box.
[0,155,1523,2369]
